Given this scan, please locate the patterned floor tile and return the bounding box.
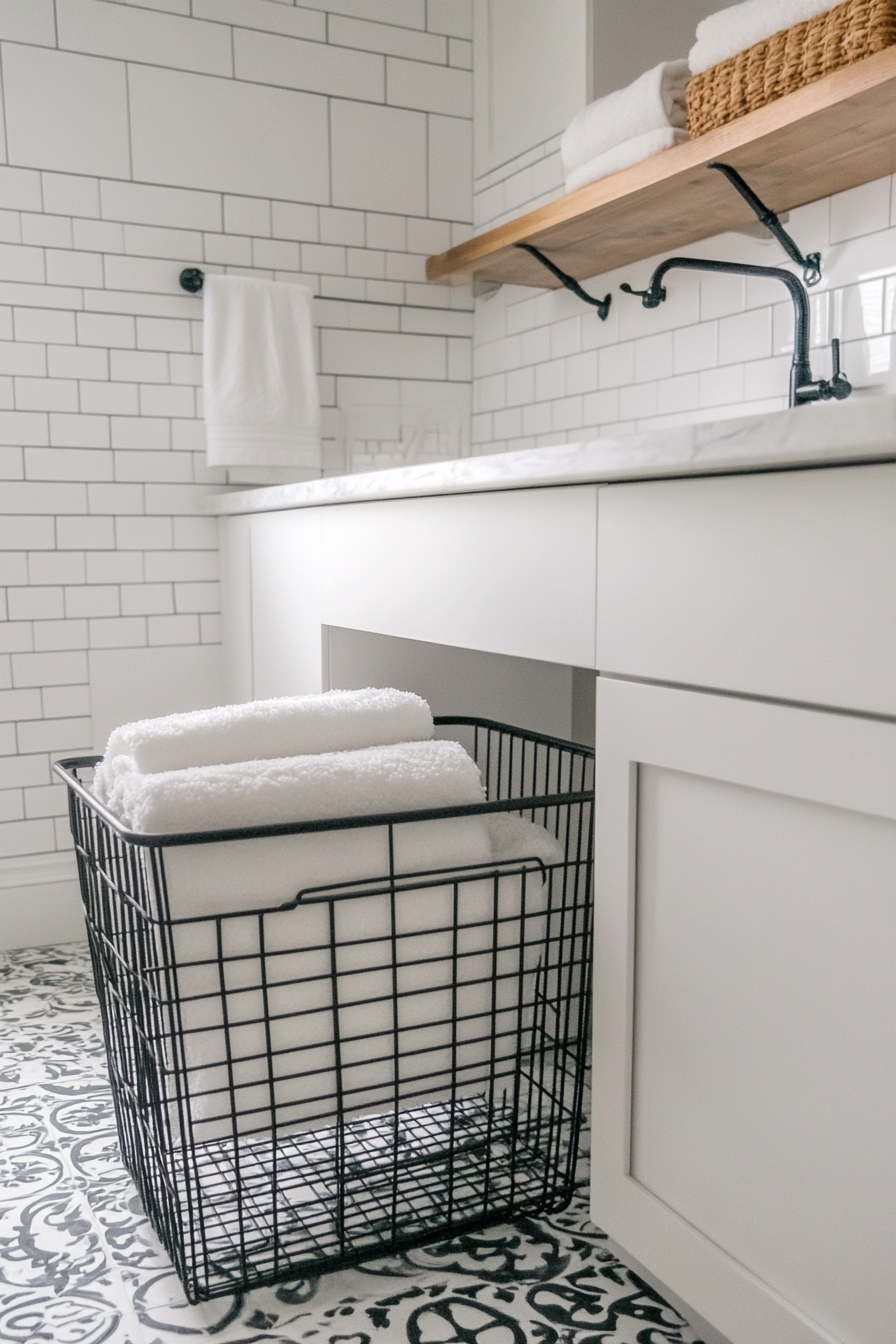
[0,944,704,1343]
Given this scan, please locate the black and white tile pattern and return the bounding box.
[0,942,703,1344]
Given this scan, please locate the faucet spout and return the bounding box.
[621,257,849,409]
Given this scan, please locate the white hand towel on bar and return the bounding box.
[560,60,689,179]
[202,273,321,473]
[688,0,836,74]
[94,688,432,798]
[565,127,689,194]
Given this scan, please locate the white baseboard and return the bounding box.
[0,852,85,951]
[0,878,85,951]
[0,850,78,890]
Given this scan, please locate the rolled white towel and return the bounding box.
[565,127,688,194]
[107,738,491,918]
[93,687,432,799]
[110,737,481,836]
[560,60,689,176]
[688,0,836,75]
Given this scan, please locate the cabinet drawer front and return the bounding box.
[596,461,896,715]
[317,485,598,670]
[246,484,599,700]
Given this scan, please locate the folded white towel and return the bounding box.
[155,795,561,919]
[94,688,432,796]
[170,813,563,1140]
[561,61,689,175]
[688,0,836,75]
[565,127,688,194]
[156,811,492,920]
[487,810,564,867]
[203,273,321,473]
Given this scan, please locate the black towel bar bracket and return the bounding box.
[179,267,205,293]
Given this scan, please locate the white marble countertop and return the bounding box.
[207,395,896,516]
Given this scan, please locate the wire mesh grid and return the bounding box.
[55,717,594,1302]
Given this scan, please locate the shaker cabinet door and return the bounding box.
[592,675,896,1344]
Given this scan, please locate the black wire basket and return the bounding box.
[54,716,594,1303]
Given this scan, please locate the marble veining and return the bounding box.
[0,942,705,1344]
[209,396,896,517]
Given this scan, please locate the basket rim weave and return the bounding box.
[687,0,896,137]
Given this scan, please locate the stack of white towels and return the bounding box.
[94,687,557,914]
[561,0,839,194]
[561,59,690,195]
[94,688,561,1140]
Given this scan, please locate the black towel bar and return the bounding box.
[179,267,204,293]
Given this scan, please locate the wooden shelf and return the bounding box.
[427,46,896,289]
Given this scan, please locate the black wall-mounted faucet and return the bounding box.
[620,164,850,409]
[621,258,850,408]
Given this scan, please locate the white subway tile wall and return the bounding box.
[0,0,472,872]
[472,142,896,455]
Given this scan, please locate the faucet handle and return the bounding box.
[620,280,666,309]
[794,338,852,404]
[826,337,852,400]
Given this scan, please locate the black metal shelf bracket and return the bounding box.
[514,243,612,319]
[708,163,822,286]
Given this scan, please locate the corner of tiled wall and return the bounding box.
[0,0,473,903]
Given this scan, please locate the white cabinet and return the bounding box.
[314,487,597,667]
[219,449,896,1344]
[592,465,896,1344]
[473,0,589,176]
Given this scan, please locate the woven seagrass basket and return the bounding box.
[687,0,896,137]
